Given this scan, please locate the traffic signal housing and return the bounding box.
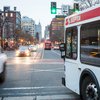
[51,2,57,14]
[73,3,79,12]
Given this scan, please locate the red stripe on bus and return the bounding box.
[65,7,100,25]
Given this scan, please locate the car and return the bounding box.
[53,44,59,50]
[0,47,7,82]
[44,41,52,50]
[16,46,31,57]
[29,45,38,52]
[33,45,38,51]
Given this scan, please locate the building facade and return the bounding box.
[35,22,42,42]
[0,6,21,48]
[50,15,65,43]
[44,25,50,40]
[21,16,35,37]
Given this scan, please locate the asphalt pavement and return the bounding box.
[0,48,81,100]
[0,94,80,100]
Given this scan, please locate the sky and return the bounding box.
[0,0,74,36]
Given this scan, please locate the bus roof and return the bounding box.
[65,4,100,28]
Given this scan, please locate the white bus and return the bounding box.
[60,5,100,100]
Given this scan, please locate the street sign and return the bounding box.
[61,5,70,15]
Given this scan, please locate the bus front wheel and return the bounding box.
[81,76,99,100]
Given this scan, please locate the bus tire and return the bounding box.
[81,76,99,100]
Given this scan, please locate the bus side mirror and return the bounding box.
[59,43,65,60]
[59,43,65,52]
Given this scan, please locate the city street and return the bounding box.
[0,46,80,100]
[0,1,99,100]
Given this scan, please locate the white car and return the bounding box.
[53,44,59,50]
[16,46,31,57]
[29,45,38,52]
[0,47,7,82]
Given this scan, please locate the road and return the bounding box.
[0,45,80,100]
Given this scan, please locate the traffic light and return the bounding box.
[73,3,79,12]
[51,2,57,14]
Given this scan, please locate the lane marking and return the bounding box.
[1,86,65,90]
[51,50,61,56]
[7,58,64,65]
[29,69,64,73]
[7,62,64,65]
[41,48,44,59]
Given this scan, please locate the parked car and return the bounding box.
[29,45,38,52]
[0,47,7,82]
[16,46,31,57]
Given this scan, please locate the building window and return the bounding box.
[5,13,8,17]
[10,13,13,17]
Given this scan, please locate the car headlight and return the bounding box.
[16,50,19,54]
[26,50,29,53]
[16,50,20,56]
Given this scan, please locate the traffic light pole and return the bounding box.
[57,8,61,10]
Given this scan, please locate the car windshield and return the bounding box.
[29,45,34,47]
[19,46,28,50]
[54,44,59,47]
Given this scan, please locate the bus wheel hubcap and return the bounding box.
[86,83,98,99]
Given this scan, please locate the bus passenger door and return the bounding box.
[65,27,80,94]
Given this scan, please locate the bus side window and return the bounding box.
[66,27,77,59]
[80,20,100,66]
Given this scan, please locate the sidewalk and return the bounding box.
[0,94,80,100]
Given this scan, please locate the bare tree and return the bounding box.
[74,0,100,10]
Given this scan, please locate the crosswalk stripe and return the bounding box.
[7,58,64,65]
[0,86,80,99]
[1,86,65,90]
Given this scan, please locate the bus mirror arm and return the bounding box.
[61,51,65,61]
[59,43,65,52]
[62,77,65,86]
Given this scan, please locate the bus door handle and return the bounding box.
[78,68,81,71]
